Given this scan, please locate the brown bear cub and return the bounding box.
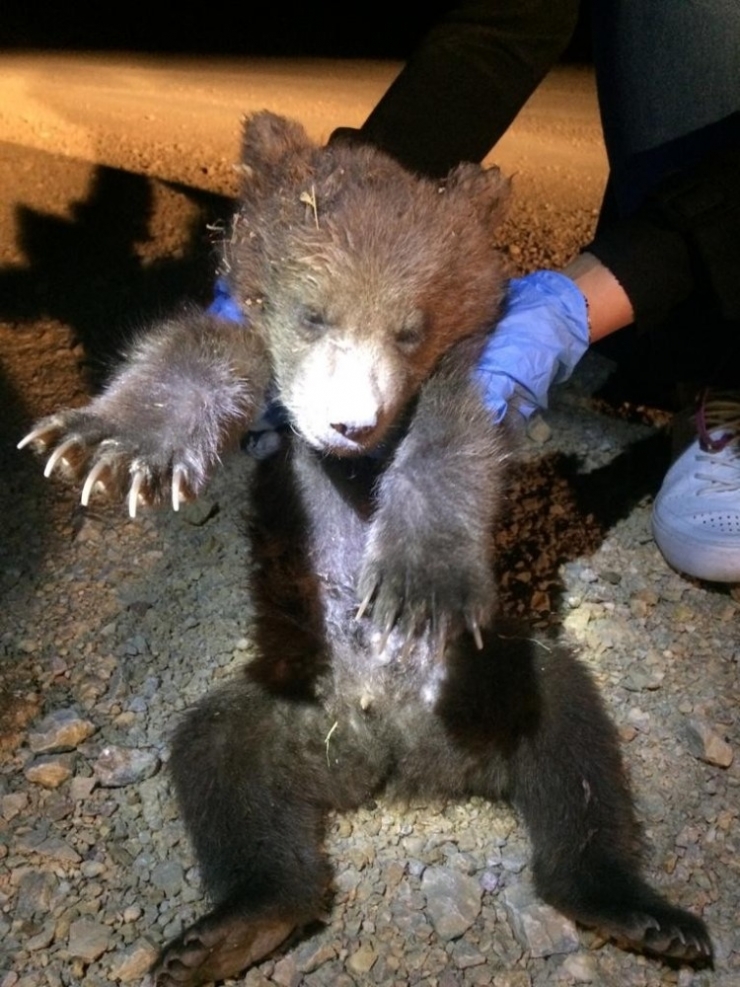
[21,112,712,984]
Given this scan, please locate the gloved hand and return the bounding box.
[207,278,287,455]
[475,270,591,422]
[208,277,245,323]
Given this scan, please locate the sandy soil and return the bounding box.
[0,53,737,987]
[0,53,606,198]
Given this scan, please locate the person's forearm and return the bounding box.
[563,252,635,343]
[353,0,581,178]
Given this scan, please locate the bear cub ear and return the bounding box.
[444,162,511,226]
[240,111,315,175]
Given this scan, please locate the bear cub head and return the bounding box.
[223,112,510,456]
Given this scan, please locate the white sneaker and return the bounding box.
[652,393,740,582]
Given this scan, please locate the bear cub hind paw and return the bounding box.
[152,908,297,987]
[588,901,713,965]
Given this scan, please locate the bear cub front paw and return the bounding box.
[357,527,495,654]
[20,404,209,518]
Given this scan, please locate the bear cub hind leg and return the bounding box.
[153,676,391,986]
[476,634,713,963]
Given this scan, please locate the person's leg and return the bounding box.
[591,0,740,215]
[586,0,740,386]
[587,1,740,582]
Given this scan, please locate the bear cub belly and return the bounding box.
[21,112,712,985]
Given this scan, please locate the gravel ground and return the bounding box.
[0,57,738,987]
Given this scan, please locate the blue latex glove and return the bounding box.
[475,271,590,422]
[208,277,245,323]
[207,278,287,442]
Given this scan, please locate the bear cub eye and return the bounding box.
[394,313,426,351]
[300,307,328,336]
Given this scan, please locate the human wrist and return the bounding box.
[562,252,633,341]
[475,270,591,421]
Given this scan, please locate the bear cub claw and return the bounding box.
[20,408,204,518]
[357,550,494,653]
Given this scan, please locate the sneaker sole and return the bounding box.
[651,512,740,583]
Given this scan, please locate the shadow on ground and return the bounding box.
[0,146,231,384]
[0,143,231,612]
[496,431,671,620]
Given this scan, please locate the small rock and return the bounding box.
[109,844,135,869]
[26,921,56,952]
[622,669,662,692]
[15,870,57,918]
[271,954,300,987]
[660,585,685,603]
[24,754,74,788]
[36,836,81,864]
[501,850,527,873]
[242,969,274,987]
[28,708,96,754]
[629,598,650,618]
[95,745,160,787]
[81,860,107,878]
[150,861,184,896]
[108,939,159,983]
[67,917,112,963]
[556,953,597,982]
[70,776,96,801]
[121,636,146,657]
[684,719,733,768]
[347,845,373,870]
[421,866,482,940]
[46,796,73,821]
[384,860,406,888]
[502,884,580,958]
[78,675,108,703]
[407,857,426,878]
[293,940,336,974]
[487,973,531,987]
[480,869,499,892]
[618,724,638,743]
[181,499,220,526]
[451,940,486,969]
[1,792,29,820]
[675,824,701,848]
[564,609,591,636]
[334,867,360,895]
[626,707,651,733]
[632,588,659,607]
[346,942,377,974]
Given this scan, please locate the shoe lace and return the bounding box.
[695,389,740,452]
[693,390,740,494]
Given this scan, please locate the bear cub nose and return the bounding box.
[330,421,377,443]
